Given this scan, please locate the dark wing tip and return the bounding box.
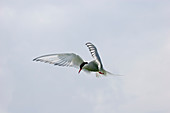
[33,56,43,62]
[33,58,37,61]
[85,42,92,45]
[33,56,40,61]
[33,58,40,62]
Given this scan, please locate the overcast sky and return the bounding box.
[0,0,170,113]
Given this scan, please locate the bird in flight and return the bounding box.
[33,42,115,76]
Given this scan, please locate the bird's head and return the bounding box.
[78,62,88,73]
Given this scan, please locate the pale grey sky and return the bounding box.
[0,0,170,113]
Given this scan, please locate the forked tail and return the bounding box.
[103,69,123,76]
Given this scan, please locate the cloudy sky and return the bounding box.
[0,0,170,113]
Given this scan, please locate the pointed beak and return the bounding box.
[78,68,82,74]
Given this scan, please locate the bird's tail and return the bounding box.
[103,70,123,76]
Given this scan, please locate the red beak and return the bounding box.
[78,68,82,73]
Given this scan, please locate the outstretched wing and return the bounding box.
[86,42,103,69]
[33,53,84,68]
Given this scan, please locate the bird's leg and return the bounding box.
[99,72,104,74]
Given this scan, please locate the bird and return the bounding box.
[33,42,115,76]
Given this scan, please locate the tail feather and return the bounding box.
[104,70,123,76]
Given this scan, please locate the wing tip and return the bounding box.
[33,58,38,61]
[85,42,92,45]
[33,58,37,61]
[33,56,43,61]
[33,57,41,61]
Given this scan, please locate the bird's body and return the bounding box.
[83,60,99,72]
[33,42,114,76]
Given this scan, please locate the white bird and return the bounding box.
[33,42,114,76]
